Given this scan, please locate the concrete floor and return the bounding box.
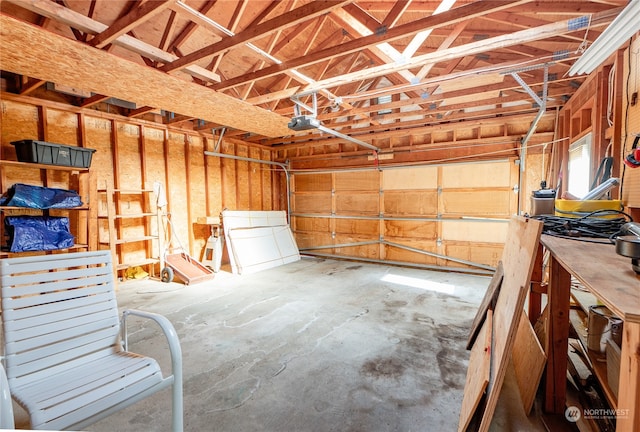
[12,256,548,431]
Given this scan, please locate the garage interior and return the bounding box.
[0,1,639,431]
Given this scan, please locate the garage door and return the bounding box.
[291,159,518,273]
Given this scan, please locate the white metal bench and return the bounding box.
[0,251,183,431]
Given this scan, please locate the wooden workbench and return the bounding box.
[533,235,640,431]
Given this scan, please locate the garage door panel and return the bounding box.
[384,220,438,240]
[384,241,439,265]
[441,220,508,243]
[291,159,514,271]
[295,232,333,250]
[295,173,332,192]
[383,166,438,190]
[294,216,330,232]
[335,218,379,235]
[336,191,379,215]
[441,191,512,216]
[294,192,332,213]
[333,234,379,259]
[384,190,438,216]
[444,242,502,268]
[335,171,378,191]
[442,161,512,187]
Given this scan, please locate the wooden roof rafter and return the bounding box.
[300,6,621,93]
[89,0,173,49]
[210,0,533,92]
[161,0,353,73]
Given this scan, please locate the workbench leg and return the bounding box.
[529,243,544,326]
[616,322,640,431]
[544,256,571,414]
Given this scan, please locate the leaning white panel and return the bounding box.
[221,210,300,275]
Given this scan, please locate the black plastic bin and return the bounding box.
[11,140,96,168]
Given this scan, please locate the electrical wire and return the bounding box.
[532,209,633,244]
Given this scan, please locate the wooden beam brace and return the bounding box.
[80,93,110,107]
[0,14,292,137]
[163,0,352,73]
[128,106,156,118]
[20,77,46,95]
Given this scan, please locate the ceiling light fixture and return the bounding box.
[568,0,640,76]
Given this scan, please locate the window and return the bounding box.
[567,133,592,198]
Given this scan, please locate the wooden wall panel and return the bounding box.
[1,94,278,269]
[45,109,78,146]
[260,149,272,210]
[187,135,208,254]
[114,123,146,264]
[85,116,114,244]
[523,153,549,214]
[143,127,167,189]
[204,145,223,216]
[116,123,142,189]
[382,166,438,190]
[622,38,640,208]
[235,144,250,210]
[140,126,166,259]
[166,131,189,254]
[383,190,438,216]
[221,140,237,210]
[0,100,41,185]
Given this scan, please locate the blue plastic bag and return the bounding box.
[4,216,74,252]
[0,183,82,209]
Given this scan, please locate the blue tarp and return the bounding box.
[0,183,82,209]
[4,216,74,252]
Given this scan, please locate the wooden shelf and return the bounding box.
[569,307,618,409]
[0,243,89,258]
[97,188,154,194]
[0,159,96,255]
[0,206,90,211]
[98,184,163,280]
[114,235,158,245]
[115,212,157,219]
[116,258,160,271]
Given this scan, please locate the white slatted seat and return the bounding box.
[0,251,183,431]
